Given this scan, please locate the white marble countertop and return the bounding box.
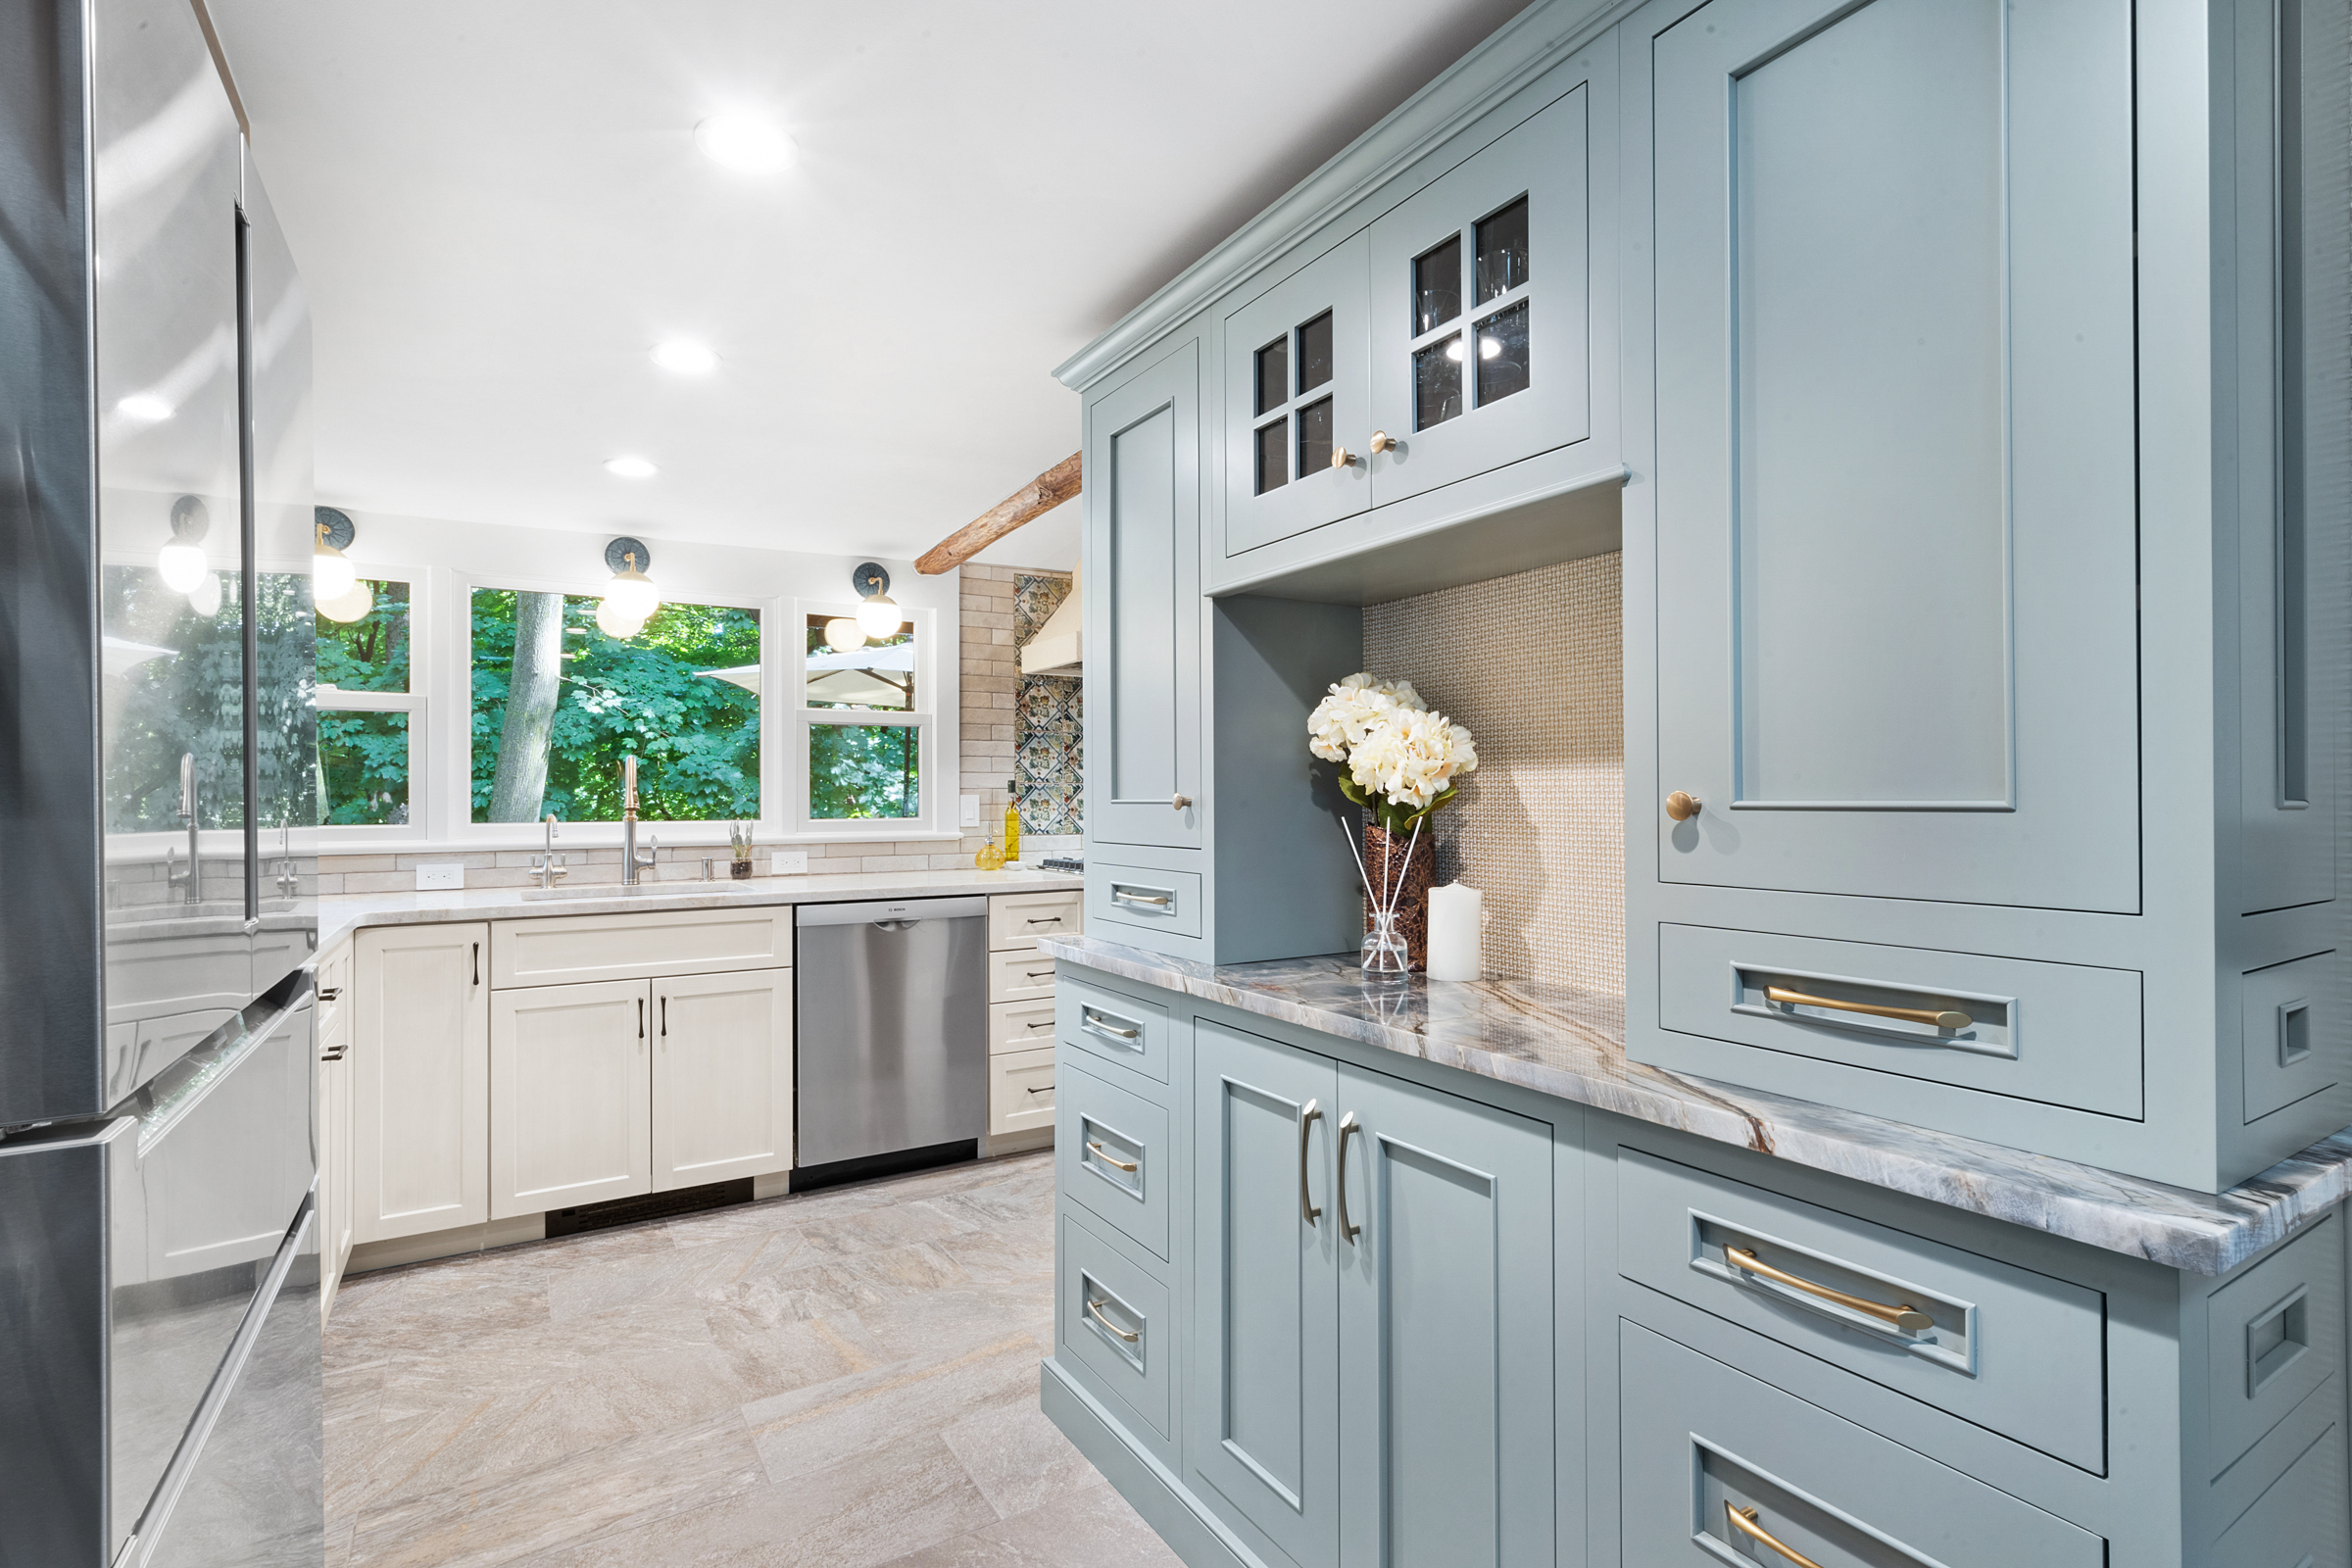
[318,868,1084,951]
[1040,934,2352,1276]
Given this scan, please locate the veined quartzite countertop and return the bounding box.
[1040,933,2352,1276]
[318,868,1084,952]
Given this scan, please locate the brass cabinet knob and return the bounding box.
[1171,794,1192,810]
[1369,430,1398,455]
[1331,446,1356,469]
[1666,790,1701,821]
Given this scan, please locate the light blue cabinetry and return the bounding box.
[1624,0,2352,1191]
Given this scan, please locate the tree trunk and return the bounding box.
[488,592,564,821]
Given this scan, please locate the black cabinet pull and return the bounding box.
[661,996,667,1036]
[472,942,480,986]
[638,997,645,1038]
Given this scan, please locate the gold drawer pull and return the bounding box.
[1087,1140,1139,1173]
[1763,985,1972,1032]
[1113,886,1173,906]
[1725,1247,1934,1334]
[1085,1297,1140,1343]
[1727,1505,1826,1568]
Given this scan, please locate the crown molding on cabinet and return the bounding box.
[1050,0,1643,393]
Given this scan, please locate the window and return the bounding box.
[469,590,760,823]
[803,611,925,824]
[317,578,413,826]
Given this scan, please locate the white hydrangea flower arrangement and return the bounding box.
[1306,672,1479,833]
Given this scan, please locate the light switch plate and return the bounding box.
[960,794,982,827]
[415,863,465,890]
[771,850,808,875]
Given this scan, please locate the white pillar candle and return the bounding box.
[1425,882,1483,982]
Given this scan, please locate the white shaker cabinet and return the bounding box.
[651,968,793,1192]
[351,922,489,1245]
[489,979,654,1219]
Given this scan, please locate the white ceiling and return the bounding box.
[204,0,1533,570]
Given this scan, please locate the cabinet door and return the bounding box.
[1223,234,1372,557]
[1651,0,2139,910]
[352,923,488,1244]
[1188,1020,1340,1568]
[652,968,793,1191]
[1086,337,1205,850]
[1334,1065,1553,1568]
[1367,84,1590,507]
[489,979,652,1220]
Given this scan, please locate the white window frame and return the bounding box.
[791,597,940,838]
[455,572,774,842]
[315,568,425,842]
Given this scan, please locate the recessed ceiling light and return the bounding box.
[695,112,796,173]
[652,339,718,375]
[605,455,659,479]
[117,393,172,421]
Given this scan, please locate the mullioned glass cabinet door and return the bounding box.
[1651,0,2140,912]
[1221,233,1371,558]
[1365,83,1592,508]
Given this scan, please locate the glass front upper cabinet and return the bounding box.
[1221,232,1370,557]
[1365,82,1592,508]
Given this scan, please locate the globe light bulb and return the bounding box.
[315,535,357,601]
[185,570,221,617]
[318,580,374,624]
[604,555,661,620]
[158,541,208,592]
[823,617,865,653]
[595,597,646,639]
[855,593,902,638]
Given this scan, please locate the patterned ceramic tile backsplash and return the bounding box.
[1011,571,1082,836]
[1359,553,1624,997]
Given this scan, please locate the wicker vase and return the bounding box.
[1361,822,1435,971]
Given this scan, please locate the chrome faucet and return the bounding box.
[533,812,567,890]
[166,753,200,905]
[620,756,659,884]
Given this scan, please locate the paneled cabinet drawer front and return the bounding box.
[1055,1061,1169,1260]
[491,907,792,988]
[1618,1147,2106,1472]
[2209,1410,2349,1568]
[1659,924,2143,1117]
[1622,1325,2104,1568]
[989,890,1082,950]
[989,1047,1056,1138]
[1058,1208,1172,1443]
[2204,1211,2345,1477]
[2241,949,2346,1124]
[987,947,1061,1004]
[989,998,1058,1055]
[1087,863,1203,941]
[1056,976,1171,1085]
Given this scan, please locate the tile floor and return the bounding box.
[323,1151,1182,1567]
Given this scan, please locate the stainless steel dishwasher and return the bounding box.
[794,896,989,1186]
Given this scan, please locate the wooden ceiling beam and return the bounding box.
[915,452,1081,574]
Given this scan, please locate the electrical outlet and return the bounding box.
[959,794,982,827]
[770,850,808,875]
[415,863,465,891]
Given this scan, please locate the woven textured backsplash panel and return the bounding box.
[1359,553,1624,997]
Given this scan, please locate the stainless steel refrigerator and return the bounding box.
[1,0,321,1562]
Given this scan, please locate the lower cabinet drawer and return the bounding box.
[1622,1323,2104,1567]
[1058,1208,1171,1442]
[1057,973,1171,1085]
[1056,1060,1169,1260]
[1088,862,1204,940]
[1658,923,2143,1118]
[989,997,1058,1054]
[2203,1210,2344,1477]
[988,1046,1056,1138]
[2209,1399,2348,1568]
[989,889,1083,949]
[987,946,1062,1004]
[1617,1146,2107,1472]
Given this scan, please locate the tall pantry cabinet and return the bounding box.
[1624,0,2352,1192]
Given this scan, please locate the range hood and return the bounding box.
[1019,564,1083,676]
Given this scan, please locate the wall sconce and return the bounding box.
[157,495,211,592]
[853,562,902,639]
[598,537,661,638]
[315,509,374,623]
